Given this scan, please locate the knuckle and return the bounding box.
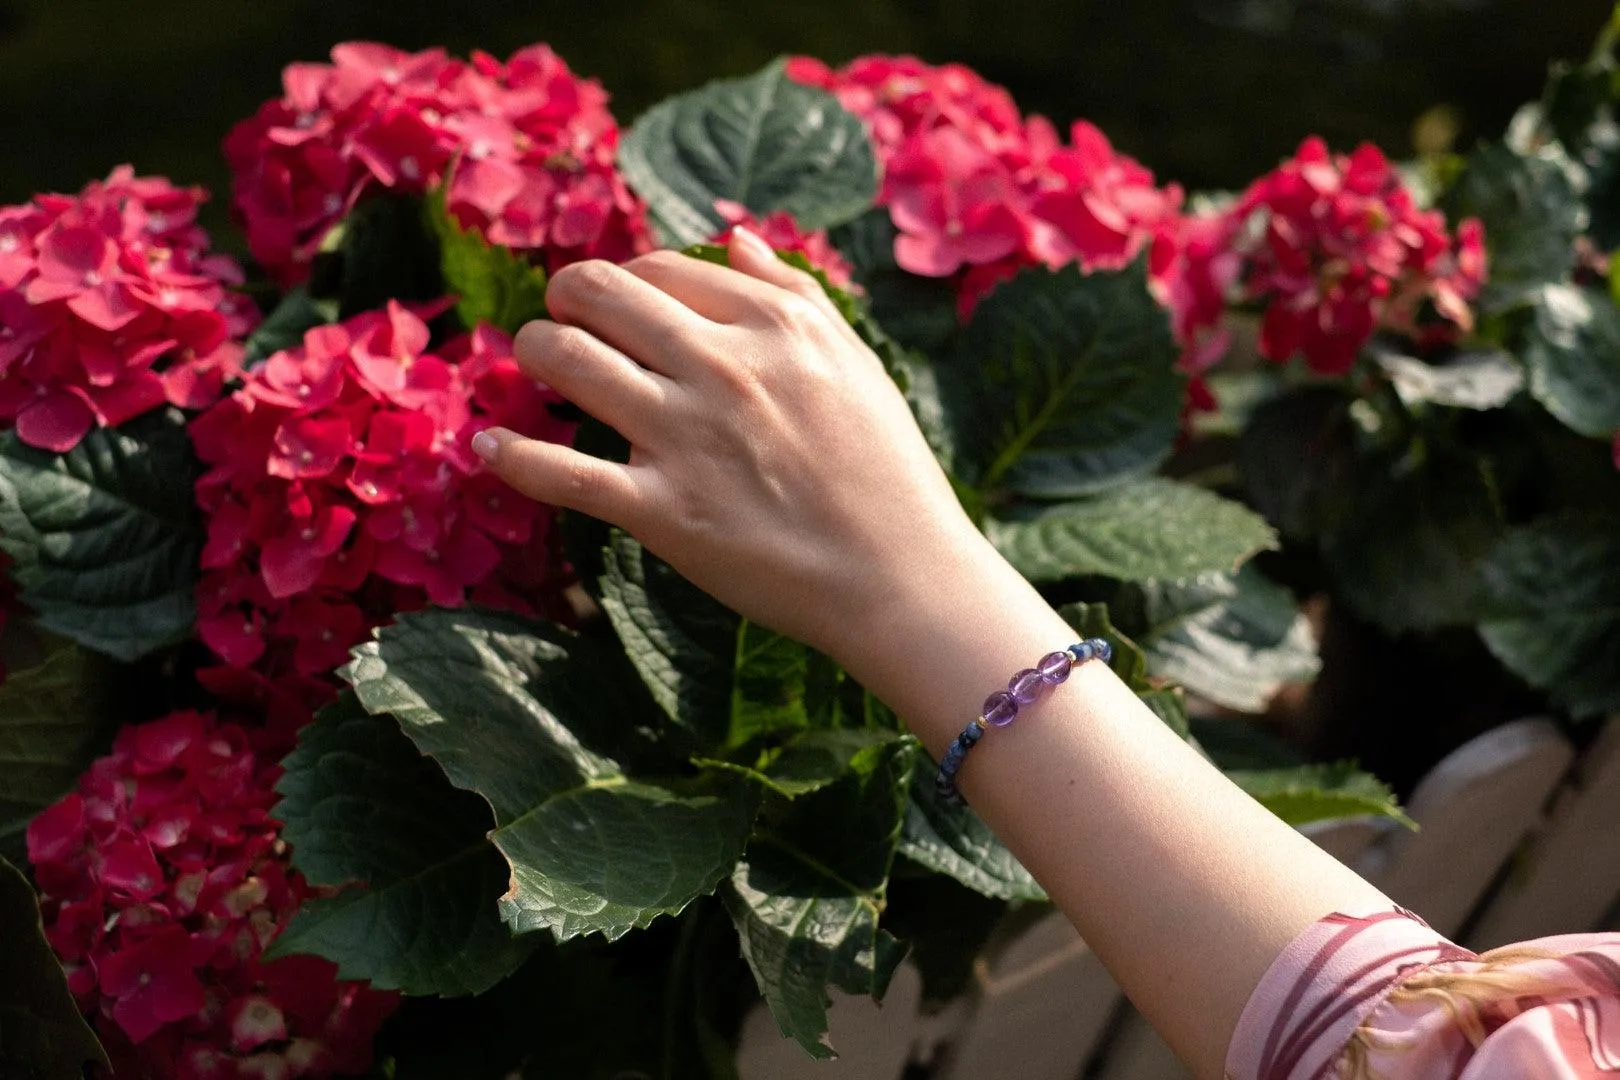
[635,249,687,274]
[549,259,617,307]
[547,324,599,367]
[564,455,600,503]
[766,293,822,334]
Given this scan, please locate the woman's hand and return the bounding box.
[472,227,993,669]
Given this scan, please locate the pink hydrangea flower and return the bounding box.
[787,54,1224,387]
[26,711,398,1078]
[189,302,575,687]
[709,200,855,287]
[0,168,258,451]
[225,42,651,284]
[1229,137,1486,375]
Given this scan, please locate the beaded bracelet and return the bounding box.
[934,637,1112,806]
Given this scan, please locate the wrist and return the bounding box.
[827,527,1077,755]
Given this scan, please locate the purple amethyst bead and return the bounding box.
[982,690,1019,727]
[1009,667,1045,705]
[1037,651,1073,685]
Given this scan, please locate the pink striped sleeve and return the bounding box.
[1225,909,1620,1080]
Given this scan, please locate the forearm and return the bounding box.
[839,535,1392,1080]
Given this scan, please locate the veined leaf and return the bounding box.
[619,59,878,248]
[1227,763,1413,828]
[1139,566,1320,714]
[1480,514,1620,718]
[697,728,894,799]
[986,478,1277,584]
[599,530,822,754]
[1321,447,1503,634]
[271,694,538,996]
[0,410,200,661]
[0,641,115,840]
[898,766,1045,902]
[947,260,1184,499]
[0,854,108,1079]
[343,607,758,942]
[722,738,914,1058]
[426,186,549,333]
[1441,142,1583,313]
[1519,284,1620,439]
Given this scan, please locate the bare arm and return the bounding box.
[470,229,1391,1080]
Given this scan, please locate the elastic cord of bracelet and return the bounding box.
[934,637,1113,806]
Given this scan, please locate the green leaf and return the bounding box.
[1441,142,1582,313]
[619,59,878,248]
[946,260,1184,499]
[0,641,115,840]
[1479,514,1620,717]
[242,286,338,366]
[1227,763,1414,828]
[599,530,822,754]
[1138,566,1320,714]
[271,694,538,996]
[1237,386,1359,543]
[0,853,108,1079]
[0,410,201,661]
[425,186,549,333]
[343,607,758,942]
[1321,447,1504,633]
[1518,285,1620,438]
[1373,348,1525,411]
[986,478,1276,584]
[698,728,892,799]
[1056,601,1149,687]
[898,765,1045,902]
[1057,601,1193,740]
[721,738,914,1058]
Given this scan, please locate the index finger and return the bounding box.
[544,259,716,378]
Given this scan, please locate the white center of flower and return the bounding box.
[324,194,343,215]
[147,212,168,233]
[300,527,316,541]
[399,156,421,181]
[83,270,102,287]
[0,234,17,253]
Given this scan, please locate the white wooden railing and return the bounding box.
[735,716,1620,1080]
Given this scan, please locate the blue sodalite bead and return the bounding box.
[1095,639,1112,664]
[1069,641,1094,663]
[961,723,983,746]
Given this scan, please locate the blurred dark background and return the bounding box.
[0,0,1610,249]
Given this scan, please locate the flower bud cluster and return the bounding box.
[225,42,651,284]
[785,54,1232,372]
[26,710,398,1078]
[0,168,258,451]
[1230,137,1487,374]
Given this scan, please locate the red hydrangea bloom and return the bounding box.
[787,55,1225,378]
[190,302,574,685]
[225,42,651,284]
[709,200,854,288]
[0,168,258,451]
[1228,137,1486,375]
[26,710,398,1078]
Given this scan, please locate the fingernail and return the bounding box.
[470,429,500,463]
[731,225,773,259]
